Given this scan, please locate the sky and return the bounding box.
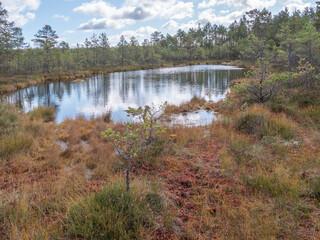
[1,0,316,47]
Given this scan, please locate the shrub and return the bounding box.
[27,106,56,122]
[65,181,164,239]
[233,68,288,103]
[294,58,316,90]
[102,105,166,191]
[0,102,19,135]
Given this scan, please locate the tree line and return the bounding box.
[0,1,320,76]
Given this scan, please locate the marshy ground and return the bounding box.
[0,83,320,239]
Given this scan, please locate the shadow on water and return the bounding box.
[7,65,245,125]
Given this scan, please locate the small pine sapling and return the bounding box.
[101,104,167,191]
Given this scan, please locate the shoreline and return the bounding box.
[0,59,252,95]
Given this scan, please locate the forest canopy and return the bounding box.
[0,1,319,75]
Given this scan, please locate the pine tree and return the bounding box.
[32,25,58,73]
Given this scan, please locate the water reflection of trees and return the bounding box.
[7,68,244,118]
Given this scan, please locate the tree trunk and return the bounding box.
[126,158,130,192]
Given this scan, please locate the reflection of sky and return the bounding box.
[169,110,217,127]
[7,65,245,124]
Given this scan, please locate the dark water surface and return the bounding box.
[7,65,245,124]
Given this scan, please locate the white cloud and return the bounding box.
[285,0,311,12]
[198,0,276,10]
[162,20,179,30]
[198,9,244,25]
[54,14,70,21]
[57,37,67,43]
[172,9,245,31]
[74,0,193,30]
[164,1,193,20]
[26,12,36,20]
[108,26,158,45]
[77,18,135,30]
[64,30,75,34]
[73,1,118,18]
[2,0,40,26]
[178,20,198,31]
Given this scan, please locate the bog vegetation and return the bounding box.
[0,1,320,240]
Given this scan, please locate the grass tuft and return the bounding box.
[0,133,32,158]
[310,177,320,202]
[27,106,56,122]
[164,96,206,115]
[244,173,300,199]
[300,106,320,129]
[0,102,19,135]
[65,180,164,239]
[101,109,112,123]
[236,105,296,140]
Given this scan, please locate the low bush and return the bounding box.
[65,181,164,239]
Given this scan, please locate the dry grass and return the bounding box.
[1,82,320,239]
[204,92,320,239]
[236,105,297,140]
[27,106,56,122]
[0,107,121,239]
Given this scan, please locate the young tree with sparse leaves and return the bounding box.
[101,104,166,191]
